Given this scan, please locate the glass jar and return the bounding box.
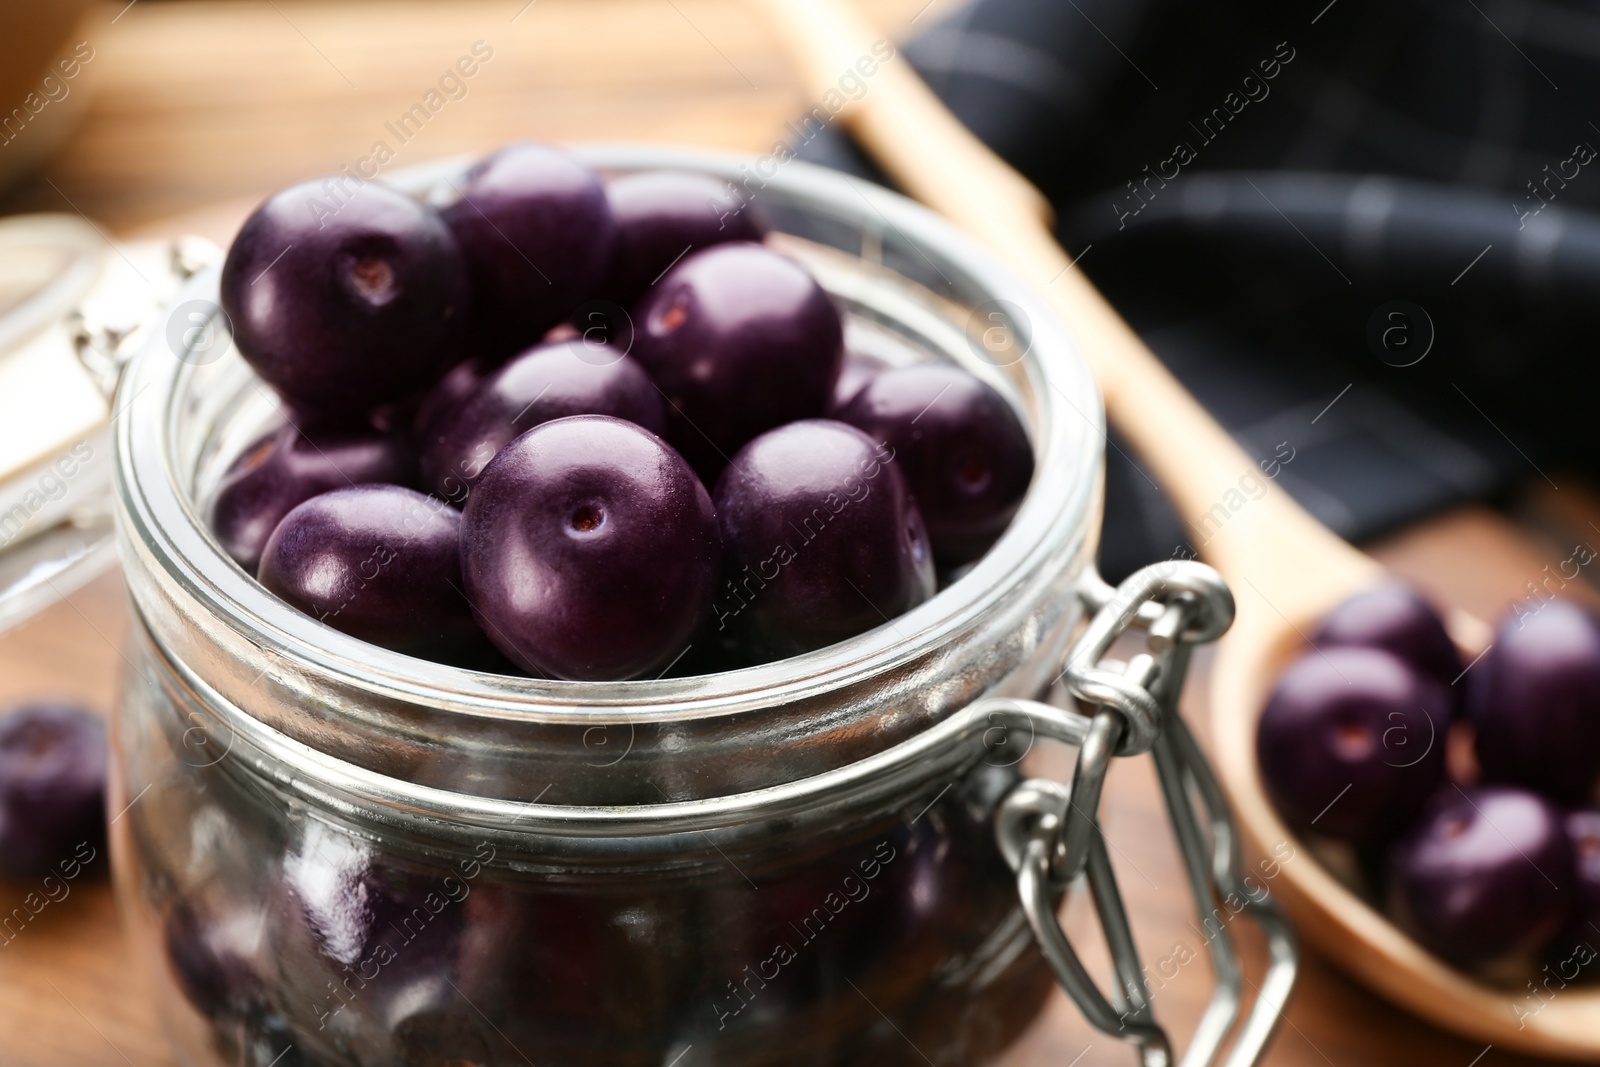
[109,146,1104,1067]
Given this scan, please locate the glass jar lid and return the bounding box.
[0,212,214,633]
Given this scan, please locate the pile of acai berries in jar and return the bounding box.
[210,141,1035,680]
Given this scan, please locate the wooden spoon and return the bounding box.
[750,0,1600,1057]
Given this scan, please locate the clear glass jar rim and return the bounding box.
[112,144,1103,732]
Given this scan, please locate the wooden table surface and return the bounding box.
[0,2,1588,1065]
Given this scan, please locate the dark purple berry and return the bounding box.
[389,1004,496,1067]
[1313,581,1462,685]
[258,485,482,660]
[1389,786,1574,968]
[210,423,416,574]
[836,364,1033,565]
[272,822,469,1015]
[663,629,758,676]
[564,298,636,353]
[0,701,106,879]
[1469,600,1600,804]
[827,353,886,415]
[277,822,464,969]
[410,356,497,444]
[631,242,843,477]
[713,420,935,657]
[163,901,265,1022]
[1564,808,1600,942]
[439,142,615,359]
[220,179,469,416]
[461,415,719,679]
[418,340,667,500]
[596,170,761,307]
[1256,647,1450,844]
[240,1010,311,1067]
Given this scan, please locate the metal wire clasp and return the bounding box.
[995,560,1298,1067]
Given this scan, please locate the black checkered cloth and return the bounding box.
[798,0,1600,580]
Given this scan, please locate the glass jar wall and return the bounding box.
[108,147,1104,1066]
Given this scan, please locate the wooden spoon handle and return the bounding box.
[753,0,1378,606]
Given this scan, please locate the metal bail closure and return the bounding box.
[996,561,1299,1067]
